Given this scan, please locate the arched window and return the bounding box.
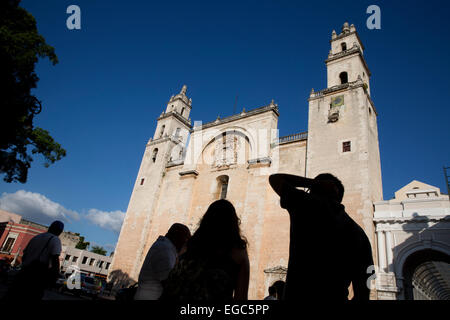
[217,175,229,199]
[339,72,348,84]
[341,42,347,51]
[152,148,158,163]
[181,107,185,117]
[175,128,181,137]
[159,125,165,138]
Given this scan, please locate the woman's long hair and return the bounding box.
[186,199,247,257]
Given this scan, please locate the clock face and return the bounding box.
[331,95,344,107]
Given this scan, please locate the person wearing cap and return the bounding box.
[134,223,191,300]
[269,173,373,301]
[5,220,64,300]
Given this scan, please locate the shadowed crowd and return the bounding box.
[1,172,374,301]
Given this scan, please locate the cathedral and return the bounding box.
[110,22,384,299]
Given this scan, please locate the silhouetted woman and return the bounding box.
[160,199,249,301]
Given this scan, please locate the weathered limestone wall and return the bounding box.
[117,105,309,299]
[307,87,381,247]
[111,24,384,301]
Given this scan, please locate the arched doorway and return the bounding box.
[402,249,450,300]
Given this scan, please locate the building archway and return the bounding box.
[401,249,450,300]
[196,128,254,168]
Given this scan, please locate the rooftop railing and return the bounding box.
[277,132,308,144]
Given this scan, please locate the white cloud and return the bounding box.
[0,190,80,225]
[85,209,125,234]
[0,190,125,235]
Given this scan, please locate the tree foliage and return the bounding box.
[91,245,107,256]
[75,234,90,250]
[0,0,66,183]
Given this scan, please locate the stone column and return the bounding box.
[385,231,394,273]
[376,230,387,272]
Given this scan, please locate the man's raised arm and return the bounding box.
[269,173,312,197]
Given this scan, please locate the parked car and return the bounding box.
[59,273,102,299]
[80,274,102,298]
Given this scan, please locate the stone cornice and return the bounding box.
[191,104,280,132]
[157,111,192,128]
[374,215,450,225]
[309,80,378,115]
[264,266,287,274]
[147,135,184,147]
[374,197,449,206]
[168,95,192,108]
[166,160,184,168]
[179,170,198,177]
[247,157,272,169]
[248,157,271,165]
[326,46,359,63]
[330,30,365,51]
[325,46,371,77]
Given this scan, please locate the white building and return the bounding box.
[61,247,112,278]
[374,180,450,300]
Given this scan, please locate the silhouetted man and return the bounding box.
[269,173,373,301]
[5,220,64,300]
[264,285,278,300]
[134,223,191,300]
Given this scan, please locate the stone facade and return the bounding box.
[111,22,383,299]
[373,181,450,300]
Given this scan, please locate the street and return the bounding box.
[0,282,115,301]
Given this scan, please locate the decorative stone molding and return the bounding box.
[214,134,240,168]
[192,104,279,132]
[147,134,184,147]
[329,29,365,51]
[166,159,184,168]
[328,108,339,122]
[264,266,287,275]
[168,84,192,107]
[178,170,199,177]
[157,110,192,128]
[374,215,450,225]
[247,157,272,169]
[325,46,371,77]
[308,80,377,115]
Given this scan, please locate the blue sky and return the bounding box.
[1,0,449,254]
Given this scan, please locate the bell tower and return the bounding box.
[110,85,192,281]
[306,22,383,253]
[326,22,371,94]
